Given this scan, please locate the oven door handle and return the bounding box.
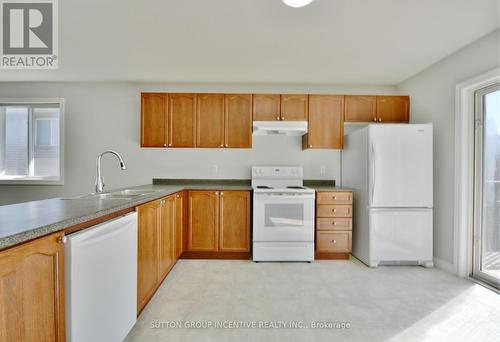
[254,194,315,200]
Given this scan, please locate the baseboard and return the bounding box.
[433,257,456,274]
[180,251,250,260]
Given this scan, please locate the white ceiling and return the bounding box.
[1,0,498,84]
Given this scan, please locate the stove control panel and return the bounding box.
[252,166,303,179]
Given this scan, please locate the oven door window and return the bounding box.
[264,203,304,227]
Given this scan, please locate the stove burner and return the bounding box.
[286,186,305,189]
[256,186,273,189]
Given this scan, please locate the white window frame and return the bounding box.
[0,98,65,185]
[454,69,499,278]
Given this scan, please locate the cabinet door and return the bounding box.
[376,96,409,123]
[137,200,160,312]
[281,94,308,121]
[159,196,176,279]
[141,93,168,147]
[187,191,219,251]
[225,94,252,148]
[219,191,250,252]
[253,94,280,121]
[196,94,225,147]
[174,192,184,259]
[344,95,376,122]
[0,232,65,342]
[168,93,196,147]
[306,95,344,149]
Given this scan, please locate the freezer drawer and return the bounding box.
[369,209,433,265]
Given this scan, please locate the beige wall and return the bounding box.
[397,29,500,267]
[0,82,395,205]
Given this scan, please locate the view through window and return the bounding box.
[0,102,63,183]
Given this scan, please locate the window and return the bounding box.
[0,100,64,184]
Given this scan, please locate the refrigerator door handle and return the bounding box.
[371,142,376,204]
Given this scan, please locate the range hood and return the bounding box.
[253,121,308,136]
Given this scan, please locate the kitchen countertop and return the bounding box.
[0,181,252,251]
[303,180,353,192]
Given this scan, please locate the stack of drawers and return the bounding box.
[315,191,353,259]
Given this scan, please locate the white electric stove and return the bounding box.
[252,166,315,262]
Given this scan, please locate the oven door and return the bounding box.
[253,193,315,242]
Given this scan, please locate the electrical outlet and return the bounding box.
[320,166,326,175]
[212,165,218,174]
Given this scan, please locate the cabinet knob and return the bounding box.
[225,144,228,147]
[373,117,377,122]
[331,239,337,244]
[215,192,219,195]
[58,236,67,244]
[163,143,167,147]
[168,143,172,146]
[378,118,382,122]
[309,145,312,148]
[276,116,280,121]
[333,221,337,225]
[332,196,337,200]
[281,116,285,120]
[220,192,224,195]
[332,209,336,212]
[220,143,223,147]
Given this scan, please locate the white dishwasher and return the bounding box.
[65,212,138,342]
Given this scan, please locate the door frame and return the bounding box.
[454,68,499,278]
[472,83,500,288]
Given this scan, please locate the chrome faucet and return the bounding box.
[95,150,127,193]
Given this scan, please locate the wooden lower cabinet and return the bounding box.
[315,191,353,259]
[159,196,176,280]
[137,199,160,313]
[219,191,250,252]
[186,190,250,256]
[0,232,65,342]
[188,191,220,251]
[174,192,184,259]
[137,193,181,314]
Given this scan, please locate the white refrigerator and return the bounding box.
[342,124,433,267]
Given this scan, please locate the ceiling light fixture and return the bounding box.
[282,0,314,8]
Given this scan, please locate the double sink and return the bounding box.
[63,189,160,201]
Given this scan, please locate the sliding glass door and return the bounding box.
[473,83,500,289]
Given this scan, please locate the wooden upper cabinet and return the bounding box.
[344,95,376,122]
[196,94,225,148]
[159,196,176,280]
[137,200,160,312]
[0,232,65,342]
[168,93,196,147]
[225,94,252,148]
[253,94,280,121]
[376,96,409,123]
[304,95,344,149]
[187,191,219,251]
[281,94,308,121]
[219,191,250,252]
[141,93,168,147]
[174,192,184,259]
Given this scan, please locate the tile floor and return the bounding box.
[125,259,500,342]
